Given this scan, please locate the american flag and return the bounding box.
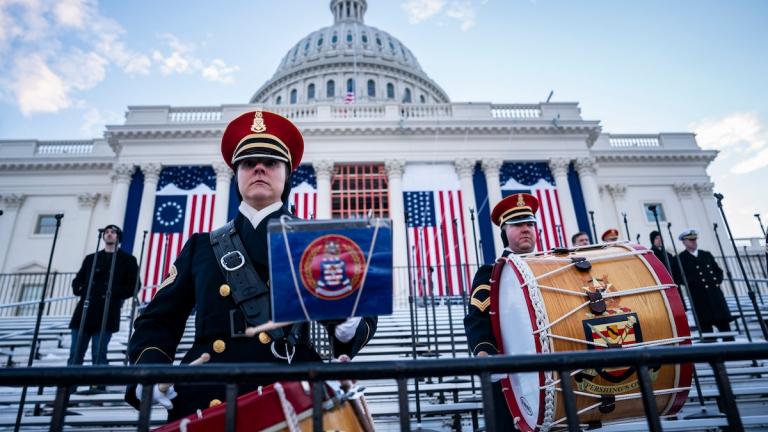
[500,162,567,251]
[289,165,317,219]
[403,164,472,296]
[141,166,216,302]
[344,91,355,104]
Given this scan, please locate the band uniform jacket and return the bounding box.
[69,249,138,333]
[678,249,731,325]
[464,249,512,356]
[125,208,377,421]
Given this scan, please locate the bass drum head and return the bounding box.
[496,259,545,431]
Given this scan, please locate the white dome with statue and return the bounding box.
[250,0,450,106]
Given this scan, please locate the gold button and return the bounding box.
[219,284,231,297]
[213,339,226,353]
[705,285,709,288]
[696,265,700,269]
[209,399,222,408]
[258,332,272,344]
[699,272,703,275]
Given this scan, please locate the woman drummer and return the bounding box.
[125,110,377,421]
[463,193,540,429]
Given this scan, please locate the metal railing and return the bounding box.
[1,343,766,432]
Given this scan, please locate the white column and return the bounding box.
[454,159,481,267]
[575,157,601,235]
[212,163,233,228]
[481,158,504,257]
[313,160,334,219]
[548,158,579,243]
[133,163,162,252]
[606,184,629,241]
[673,183,697,228]
[385,159,407,304]
[0,194,26,272]
[78,193,102,257]
[108,164,135,227]
[694,182,727,254]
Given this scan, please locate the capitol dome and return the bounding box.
[250,0,450,105]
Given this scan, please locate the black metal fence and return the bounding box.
[1,344,766,432]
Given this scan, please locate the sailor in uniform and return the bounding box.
[125,110,377,421]
[464,193,540,429]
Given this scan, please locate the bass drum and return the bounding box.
[490,243,692,431]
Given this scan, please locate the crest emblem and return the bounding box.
[582,313,642,383]
[299,234,366,300]
[250,109,267,133]
[516,193,526,207]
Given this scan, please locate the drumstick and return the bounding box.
[157,353,210,393]
[244,320,294,337]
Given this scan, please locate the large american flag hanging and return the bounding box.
[500,162,567,250]
[289,165,317,220]
[403,164,472,296]
[141,166,216,302]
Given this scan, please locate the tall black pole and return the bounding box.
[588,210,597,243]
[622,212,631,242]
[469,208,482,266]
[95,240,120,369]
[72,229,104,366]
[664,223,712,416]
[756,214,768,278]
[712,223,754,343]
[756,214,767,238]
[126,230,149,360]
[714,194,768,340]
[648,206,674,276]
[636,233,641,244]
[14,214,63,431]
[555,224,565,247]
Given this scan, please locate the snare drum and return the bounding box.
[490,243,692,431]
[154,381,367,432]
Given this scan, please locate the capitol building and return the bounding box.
[0,0,722,307]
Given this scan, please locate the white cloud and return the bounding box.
[53,0,90,28]
[12,54,71,115]
[401,0,478,31]
[80,106,122,137]
[690,112,768,174]
[202,59,239,83]
[445,1,476,31]
[402,0,445,23]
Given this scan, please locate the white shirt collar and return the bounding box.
[688,249,699,257]
[239,201,284,229]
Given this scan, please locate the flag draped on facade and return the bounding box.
[289,165,317,220]
[403,164,471,296]
[500,162,567,250]
[141,166,216,302]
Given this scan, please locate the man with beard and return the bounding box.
[125,110,378,421]
[571,231,590,247]
[70,225,138,380]
[464,193,539,429]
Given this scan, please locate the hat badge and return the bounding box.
[250,109,267,133]
[516,194,526,207]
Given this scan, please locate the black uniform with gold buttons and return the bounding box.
[124,110,377,421]
[678,248,731,334]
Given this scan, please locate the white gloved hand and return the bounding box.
[334,317,362,343]
[135,384,177,410]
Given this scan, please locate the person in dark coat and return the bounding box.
[464,193,540,430]
[125,110,377,422]
[677,229,734,341]
[69,224,138,366]
[649,230,682,283]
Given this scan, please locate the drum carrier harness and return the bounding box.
[210,220,303,362]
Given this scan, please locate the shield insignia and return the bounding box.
[582,313,643,383]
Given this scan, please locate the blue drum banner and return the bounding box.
[268,218,393,322]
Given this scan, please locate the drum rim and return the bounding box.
[490,255,553,432]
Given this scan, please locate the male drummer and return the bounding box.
[464,193,539,429]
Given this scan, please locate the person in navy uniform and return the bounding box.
[125,110,377,421]
[464,193,540,429]
[69,224,137,367]
[677,229,734,341]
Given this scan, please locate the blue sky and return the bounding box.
[0,0,766,237]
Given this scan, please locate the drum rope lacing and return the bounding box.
[274,382,301,432]
[506,253,557,431]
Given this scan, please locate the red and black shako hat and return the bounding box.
[220,109,304,172]
[491,193,539,226]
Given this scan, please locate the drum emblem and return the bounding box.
[581,313,644,384]
[300,234,366,300]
